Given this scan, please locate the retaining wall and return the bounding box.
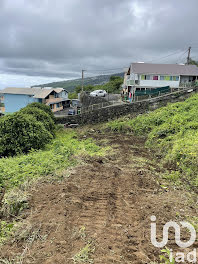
[56,88,198,125]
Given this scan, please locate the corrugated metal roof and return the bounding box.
[54,88,64,93]
[0,87,65,99]
[131,63,198,76]
[33,89,54,98]
[34,88,65,98]
[0,87,42,95]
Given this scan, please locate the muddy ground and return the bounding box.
[0,132,197,263]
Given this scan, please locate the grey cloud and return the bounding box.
[0,0,198,82]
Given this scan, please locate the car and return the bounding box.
[90,90,107,97]
[68,109,76,115]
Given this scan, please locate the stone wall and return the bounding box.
[80,92,108,107]
[55,88,198,125]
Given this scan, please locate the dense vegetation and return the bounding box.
[0,130,104,190]
[0,129,105,243]
[189,59,198,67]
[25,102,55,121]
[33,72,124,92]
[69,75,123,99]
[0,103,55,157]
[106,93,198,187]
[20,107,55,136]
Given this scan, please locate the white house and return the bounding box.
[124,63,198,93]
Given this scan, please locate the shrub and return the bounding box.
[0,112,53,157]
[0,130,106,190]
[106,119,131,132]
[20,107,55,136]
[26,102,55,120]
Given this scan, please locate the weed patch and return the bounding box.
[0,130,105,190]
[105,93,198,188]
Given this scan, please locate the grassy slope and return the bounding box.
[0,130,105,190]
[0,129,106,243]
[106,93,198,187]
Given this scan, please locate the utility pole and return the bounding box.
[187,46,191,65]
[81,70,86,92]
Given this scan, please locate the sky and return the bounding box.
[0,0,198,89]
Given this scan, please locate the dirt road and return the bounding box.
[1,133,197,263]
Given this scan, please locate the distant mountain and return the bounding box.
[33,72,124,92]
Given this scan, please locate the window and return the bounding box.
[153,76,158,80]
[165,76,170,81]
[50,104,54,110]
[173,76,179,81]
[160,76,164,80]
[56,103,60,108]
[170,76,173,81]
[141,75,151,80]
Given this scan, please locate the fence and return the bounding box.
[81,100,124,113]
[133,86,194,102]
[135,86,170,97]
[56,87,195,118]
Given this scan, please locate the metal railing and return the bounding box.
[132,86,196,103]
[130,86,195,102]
[56,87,197,117]
[81,100,125,113]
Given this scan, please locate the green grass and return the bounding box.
[105,93,198,187]
[0,129,106,244]
[0,221,15,244]
[0,129,105,190]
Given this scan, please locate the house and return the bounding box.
[0,93,5,114]
[0,87,69,113]
[124,62,198,95]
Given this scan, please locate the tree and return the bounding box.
[68,92,78,99]
[75,85,95,93]
[189,59,198,67]
[74,76,123,95]
[20,107,55,136]
[26,102,55,121]
[110,76,123,82]
[0,113,53,157]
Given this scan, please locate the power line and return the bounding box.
[86,67,125,72]
[78,47,196,77]
[177,49,189,63]
[147,49,188,63]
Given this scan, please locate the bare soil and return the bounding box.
[0,133,197,263]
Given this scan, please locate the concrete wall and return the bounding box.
[56,88,198,125]
[4,94,38,112]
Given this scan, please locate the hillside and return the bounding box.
[33,72,124,92]
[0,94,198,263]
